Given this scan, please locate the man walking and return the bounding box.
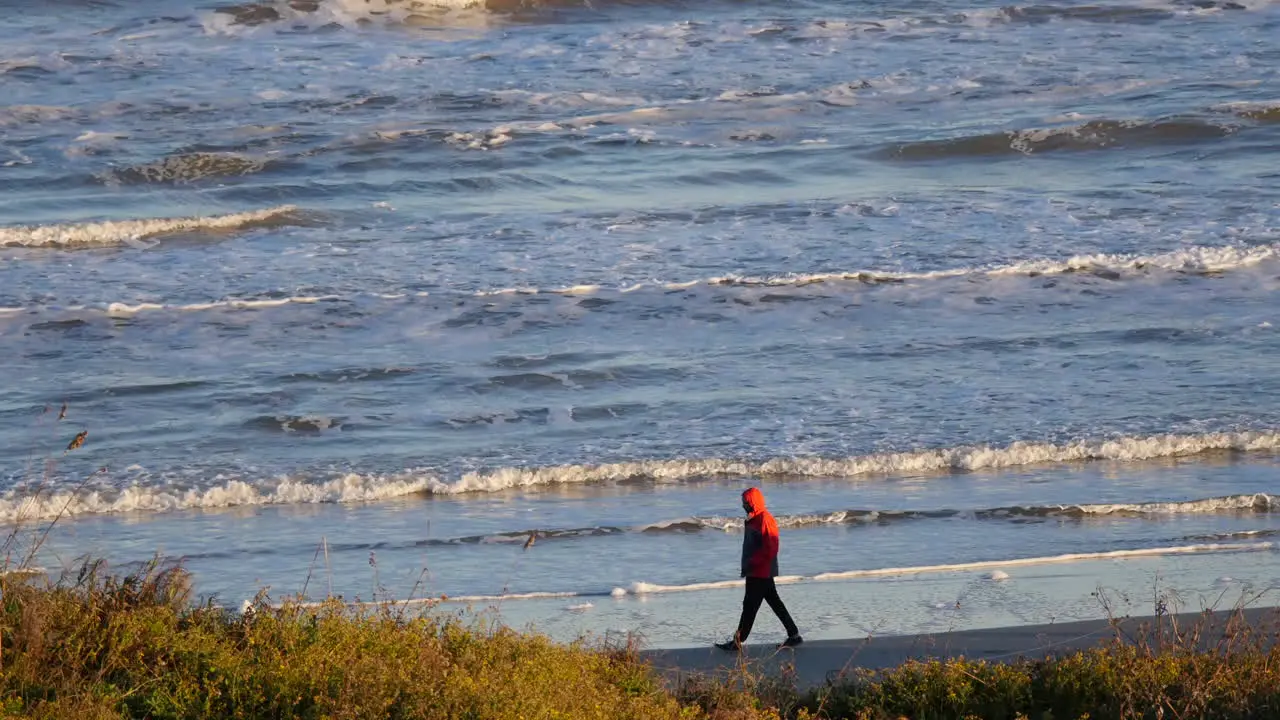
[717,487,803,651]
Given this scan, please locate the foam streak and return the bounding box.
[618,542,1275,595]
[0,206,300,248]
[809,542,1276,581]
[439,430,1280,494]
[0,473,435,524]
[260,493,1276,548]
[7,241,1275,315]
[3,431,1276,523]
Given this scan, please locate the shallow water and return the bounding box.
[3,0,1279,647]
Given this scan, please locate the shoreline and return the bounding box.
[642,604,1280,688]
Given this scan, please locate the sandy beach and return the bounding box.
[644,605,1280,689]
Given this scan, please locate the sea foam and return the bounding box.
[0,472,435,524]
[0,205,301,248]
[10,240,1276,319]
[611,542,1275,596]
[2,430,1277,523]
[436,429,1280,495]
[248,492,1275,549]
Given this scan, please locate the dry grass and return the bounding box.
[0,561,697,720]
[797,597,1280,720]
[4,566,1280,719]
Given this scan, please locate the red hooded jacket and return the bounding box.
[741,487,780,578]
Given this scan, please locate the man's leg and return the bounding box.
[761,578,799,638]
[734,577,767,643]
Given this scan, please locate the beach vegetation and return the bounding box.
[787,602,1280,720]
[1,560,1278,719]
[0,560,692,720]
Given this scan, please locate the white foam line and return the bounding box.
[626,579,752,594]
[708,242,1280,286]
[460,77,949,139]
[664,494,1280,533]
[7,291,435,319]
[205,0,489,38]
[0,472,436,524]
[106,295,339,317]
[281,492,1273,548]
[437,429,1280,494]
[1069,493,1275,515]
[0,205,300,248]
[7,242,1276,318]
[1213,100,1280,112]
[725,494,1277,529]
[424,71,1265,151]
[275,590,581,611]
[617,542,1275,596]
[809,542,1276,581]
[5,430,1278,524]
[437,590,580,603]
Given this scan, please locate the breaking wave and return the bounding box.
[1215,100,1280,123]
[7,240,1278,315]
[884,117,1236,160]
[701,242,1280,285]
[208,0,720,31]
[202,0,1280,39]
[0,206,303,249]
[1037,494,1277,517]
[204,0,531,34]
[366,83,1280,154]
[430,430,1280,494]
[996,4,1177,23]
[3,431,1278,523]
[0,473,437,524]
[313,493,1278,549]
[681,493,1280,531]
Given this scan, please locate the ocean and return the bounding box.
[2,0,1278,649]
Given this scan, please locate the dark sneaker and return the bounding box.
[779,635,804,648]
[714,640,741,652]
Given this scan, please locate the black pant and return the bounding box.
[735,577,798,643]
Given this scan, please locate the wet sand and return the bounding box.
[642,605,1280,688]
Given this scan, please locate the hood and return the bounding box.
[742,487,766,516]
